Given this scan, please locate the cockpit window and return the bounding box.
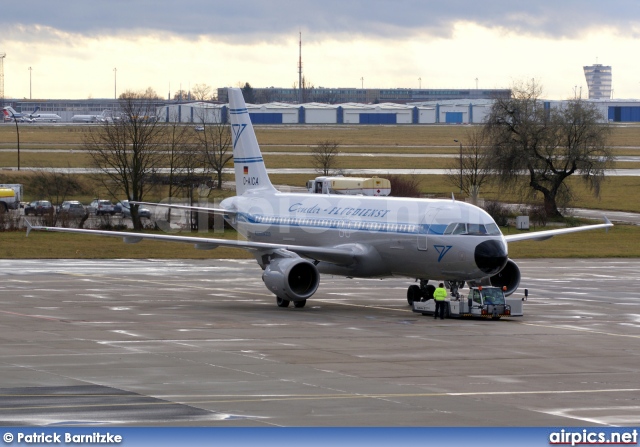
[484,223,501,235]
[444,222,501,236]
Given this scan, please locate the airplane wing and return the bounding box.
[130,201,234,216]
[25,221,357,266]
[503,216,612,243]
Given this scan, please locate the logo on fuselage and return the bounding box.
[434,245,453,262]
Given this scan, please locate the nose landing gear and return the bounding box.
[407,279,436,305]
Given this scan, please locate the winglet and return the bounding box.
[604,215,612,233]
[25,219,34,237]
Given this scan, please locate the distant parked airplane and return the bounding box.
[2,106,41,122]
[71,110,113,123]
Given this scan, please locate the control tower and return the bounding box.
[583,63,612,99]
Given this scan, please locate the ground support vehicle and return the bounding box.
[306,176,391,196]
[412,286,525,319]
[0,184,23,211]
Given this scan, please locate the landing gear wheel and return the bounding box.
[424,284,436,300]
[407,285,422,305]
[276,297,290,308]
[293,300,307,308]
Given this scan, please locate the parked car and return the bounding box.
[24,200,53,216]
[118,200,151,219]
[87,199,115,216]
[57,200,87,217]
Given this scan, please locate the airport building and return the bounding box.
[162,101,487,124]
[7,96,640,125]
[216,87,511,104]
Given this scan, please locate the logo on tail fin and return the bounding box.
[231,123,247,149]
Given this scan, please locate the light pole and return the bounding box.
[418,77,421,89]
[28,67,32,99]
[454,139,462,194]
[9,111,20,170]
[113,68,117,99]
[360,77,363,89]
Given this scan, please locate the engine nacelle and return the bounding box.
[262,257,320,301]
[489,258,521,296]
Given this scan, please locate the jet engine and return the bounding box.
[488,258,521,296]
[262,257,320,302]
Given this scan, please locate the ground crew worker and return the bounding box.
[433,283,447,320]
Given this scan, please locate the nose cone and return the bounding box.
[474,240,508,275]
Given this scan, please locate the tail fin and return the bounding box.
[227,88,276,195]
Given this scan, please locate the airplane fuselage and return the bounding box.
[32,114,61,122]
[221,191,508,281]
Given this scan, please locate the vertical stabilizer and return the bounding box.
[227,88,277,195]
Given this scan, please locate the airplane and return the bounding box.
[71,110,113,123]
[28,107,62,123]
[27,87,613,309]
[2,106,41,122]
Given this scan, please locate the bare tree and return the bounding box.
[173,89,189,101]
[195,111,233,190]
[293,76,315,103]
[446,127,493,204]
[192,84,213,101]
[310,140,340,176]
[384,174,421,197]
[164,111,200,200]
[484,80,613,217]
[84,90,166,230]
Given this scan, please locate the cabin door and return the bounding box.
[417,208,439,251]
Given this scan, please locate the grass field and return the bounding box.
[4,222,635,259]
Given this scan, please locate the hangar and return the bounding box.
[9,98,640,125]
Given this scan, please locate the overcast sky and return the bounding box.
[1,1,639,100]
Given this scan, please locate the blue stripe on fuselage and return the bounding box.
[235,212,447,235]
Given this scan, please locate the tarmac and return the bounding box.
[1,258,639,427]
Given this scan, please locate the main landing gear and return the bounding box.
[276,297,307,308]
[407,280,465,305]
[407,279,436,305]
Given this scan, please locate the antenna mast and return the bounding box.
[298,32,303,103]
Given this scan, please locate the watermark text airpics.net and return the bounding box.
[549,429,638,446]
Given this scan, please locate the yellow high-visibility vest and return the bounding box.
[433,288,447,301]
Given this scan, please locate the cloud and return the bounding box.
[2,0,640,41]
